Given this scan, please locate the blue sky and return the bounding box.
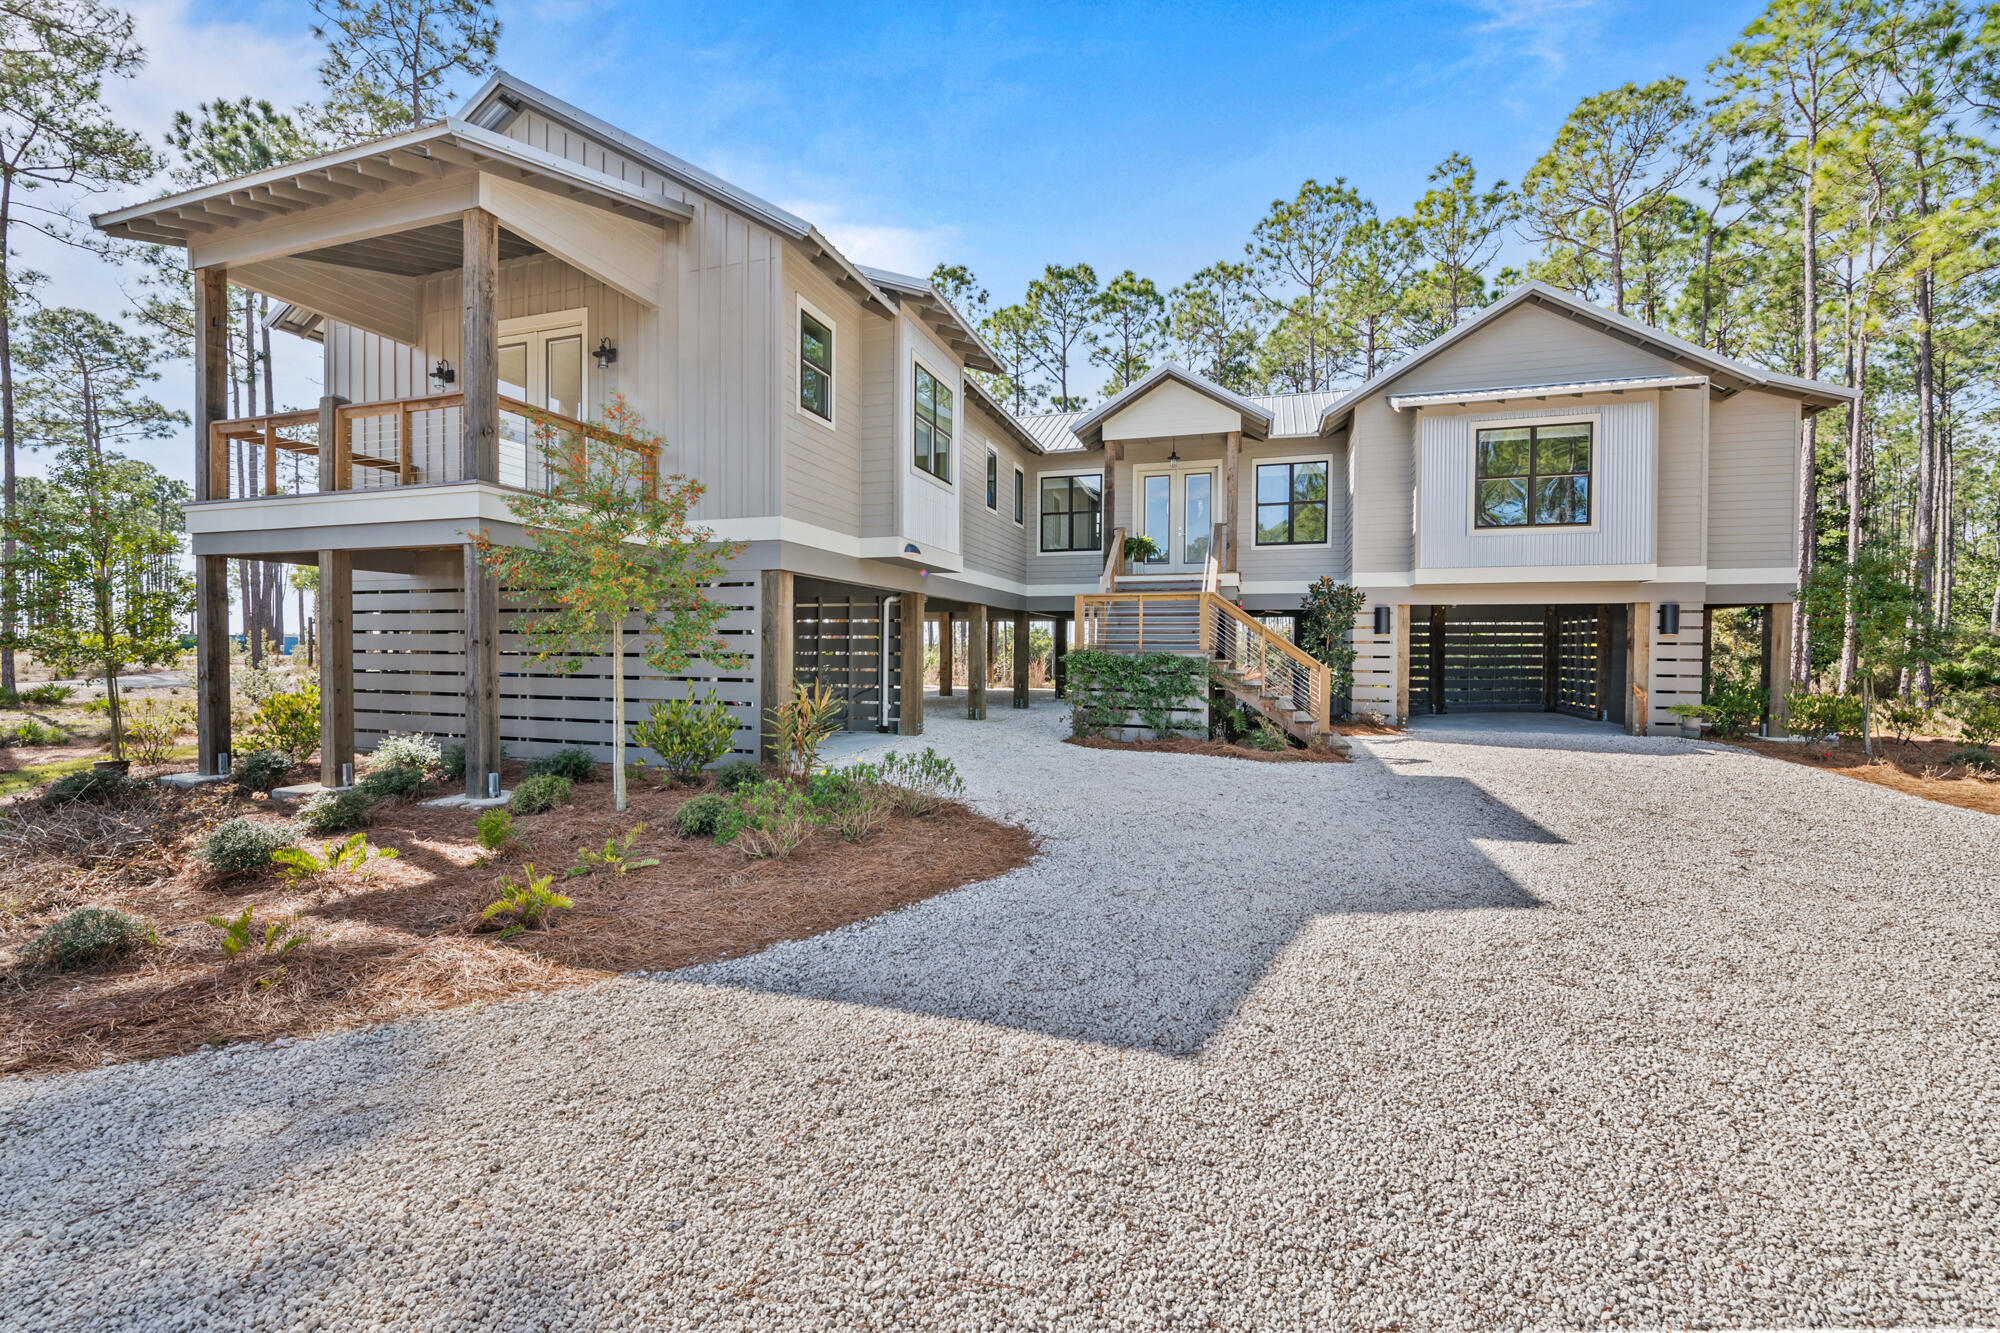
[37,0,1769,482]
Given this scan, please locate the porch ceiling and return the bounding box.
[296,221,543,276]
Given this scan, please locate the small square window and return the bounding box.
[1039,473,1102,552]
[1252,461,1328,545]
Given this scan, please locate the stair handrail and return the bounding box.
[1204,591,1333,736]
[1099,525,1126,593]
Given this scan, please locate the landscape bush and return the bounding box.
[371,733,441,773]
[41,767,136,808]
[526,746,595,783]
[481,864,572,938]
[200,817,300,875]
[630,692,737,782]
[356,764,422,801]
[875,747,964,815]
[718,779,816,859]
[441,742,467,782]
[246,684,321,764]
[1697,677,1767,738]
[296,788,374,835]
[476,808,516,851]
[1786,690,1868,741]
[124,699,194,765]
[231,749,291,794]
[1947,691,2000,749]
[673,792,729,838]
[711,758,764,792]
[20,683,74,707]
[205,904,309,958]
[508,772,572,815]
[19,906,154,970]
[764,681,844,778]
[271,832,398,884]
[1066,649,1207,738]
[13,718,69,747]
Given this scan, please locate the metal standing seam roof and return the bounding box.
[1014,387,1348,453]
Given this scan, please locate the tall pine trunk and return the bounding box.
[1791,146,1820,693]
[1,173,16,696]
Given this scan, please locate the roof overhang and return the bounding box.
[1067,362,1274,448]
[964,376,1047,454]
[1386,375,1710,411]
[859,266,1004,375]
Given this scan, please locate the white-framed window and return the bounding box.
[797,296,834,427]
[914,360,952,482]
[984,450,999,509]
[1038,469,1103,553]
[1253,455,1333,546]
[1012,466,1025,525]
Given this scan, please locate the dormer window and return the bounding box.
[1475,422,1591,528]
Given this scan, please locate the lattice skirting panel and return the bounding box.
[351,569,763,760]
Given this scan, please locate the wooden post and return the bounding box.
[318,549,354,789]
[1101,443,1120,561]
[966,604,988,720]
[986,618,997,677]
[758,569,796,765]
[194,554,231,776]
[1596,604,1615,722]
[317,395,346,492]
[1429,605,1447,714]
[1052,614,1070,698]
[1765,602,1794,736]
[1627,602,1652,736]
[398,405,414,485]
[899,591,925,735]
[1223,429,1241,573]
[194,266,230,501]
[461,207,501,484]
[1012,611,1031,708]
[263,421,278,496]
[463,545,502,798]
[938,609,954,696]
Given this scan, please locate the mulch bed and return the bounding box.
[1065,735,1348,763]
[0,761,1035,1077]
[1726,735,2000,818]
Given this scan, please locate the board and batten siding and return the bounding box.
[1415,399,1654,573]
[779,249,868,537]
[351,567,764,761]
[1707,388,1801,575]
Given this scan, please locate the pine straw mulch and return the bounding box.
[1064,734,1348,763]
[0,762,1036,1078]
[1725,735,2000,818]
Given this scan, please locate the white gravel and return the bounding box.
[3,700,1997,1330]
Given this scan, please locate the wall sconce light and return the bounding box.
[903,542,921,556]
[430,359,455,390]
[1658,602,1681,635]
[594,337,618,370]
[1373,605,1393,636]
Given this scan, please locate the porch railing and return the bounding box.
[205,392,659,499]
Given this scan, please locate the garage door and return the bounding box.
[1410,605,1617,717]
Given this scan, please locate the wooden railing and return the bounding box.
[1074,589,1208,654]
[1099,525,1125,593]
[1207,593,1333,736]
[204,392,659,499]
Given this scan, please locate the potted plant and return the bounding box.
[1123,533,1160,572]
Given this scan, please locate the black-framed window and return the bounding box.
[800,309,832,421]
[1013,467,1024,523]
[914,363,952,481]
[1475,421,1591,527]
[1039,473,1102,552]
[985,451,998,509]
[1255,460,1329,545]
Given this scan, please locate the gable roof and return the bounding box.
[1065,363,1275,447]
[1317,280,1855,430]
[857,265,1005,375]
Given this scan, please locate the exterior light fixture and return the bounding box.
[904,542,921,555]
[1658,603,1681,635]
[594,337,618,369]
[1167,444,1181,471]
[430,359,456,389]
[1373,605,1393,636]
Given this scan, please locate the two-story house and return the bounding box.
[94,71,1852,796]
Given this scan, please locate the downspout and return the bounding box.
[880,595,900,731]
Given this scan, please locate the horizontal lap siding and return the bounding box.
[782,252,866,536]
[351,570,764,762]
[1708,390,1800,573]
[1648,605,1704,731]
[961,402,1030,586]
[1239,436,1349,585]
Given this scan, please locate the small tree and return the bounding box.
[1297,576,1367,702]
[1797,550,1938,757]
[469,397,741,812]
[8,447,194,757]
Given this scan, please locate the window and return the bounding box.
[1013,467,1025,524]
[1039,473,1102,552]
[1475,421,1591,527]
[799,307,832,422]
[914,363,952,481]
[985,450,998,509]
[1255,460,1329,545]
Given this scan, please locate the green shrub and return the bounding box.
[232,749,292,794]
[371,733,441,773]
[41,767,135,808]
[1066,649,1207,738]
[14,718,68,746]
[875,747,965,815]
[1242,719,1290,751]
[711,757,765,792]
[19,906,154,970]
[481,864,572,938]
[356,764,422,801]
[1787,690,1868,741]
[1298,577,1367,697]
[296,787,374,835]
[717,779,817,859]
[1947,691,2000,749]
[1954,745,1997,772]
[806,766,857,809]
[204,904,309,958]
[441,741,467,782]
[674,792,729,838]
[566,826,657,878]
[271,832,398,883]
[246,684,321,763]
[21,683,73,707]
[125,699,194,765]
[631,693,738,782]
[476,807,516,851]
[526,746,595,783]
[201,817,299,874]
[508,772,571,815]
[1878,699,1934,746]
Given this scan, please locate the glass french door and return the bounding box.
[1135,467,1218,572]
[497,317,585,489]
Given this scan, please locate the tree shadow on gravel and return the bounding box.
[668,754,1556,1059]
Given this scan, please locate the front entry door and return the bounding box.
[497,311,586,489]
[1135,466,1219,573]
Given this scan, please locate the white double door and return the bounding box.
[1135,465,1219,572]
[497,310,586,489]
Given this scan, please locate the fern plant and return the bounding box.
[205,905,310,958]
[269,832,400,883]
[482,864,574,939]
[566,825,659,878]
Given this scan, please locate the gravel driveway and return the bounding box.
[3,701,1996,1330]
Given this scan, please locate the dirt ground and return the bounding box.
[1727,735,2000,818]
[0,760,1036,1077]
[1065,734,1348,763]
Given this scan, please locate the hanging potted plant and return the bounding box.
[1122,533,1160,573]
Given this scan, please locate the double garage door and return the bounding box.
[1409,605,1625,721]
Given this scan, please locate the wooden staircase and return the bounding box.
[1075,526,1342,750]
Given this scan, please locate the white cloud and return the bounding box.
[779,199,958,280]
[1468,0,1603,74]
